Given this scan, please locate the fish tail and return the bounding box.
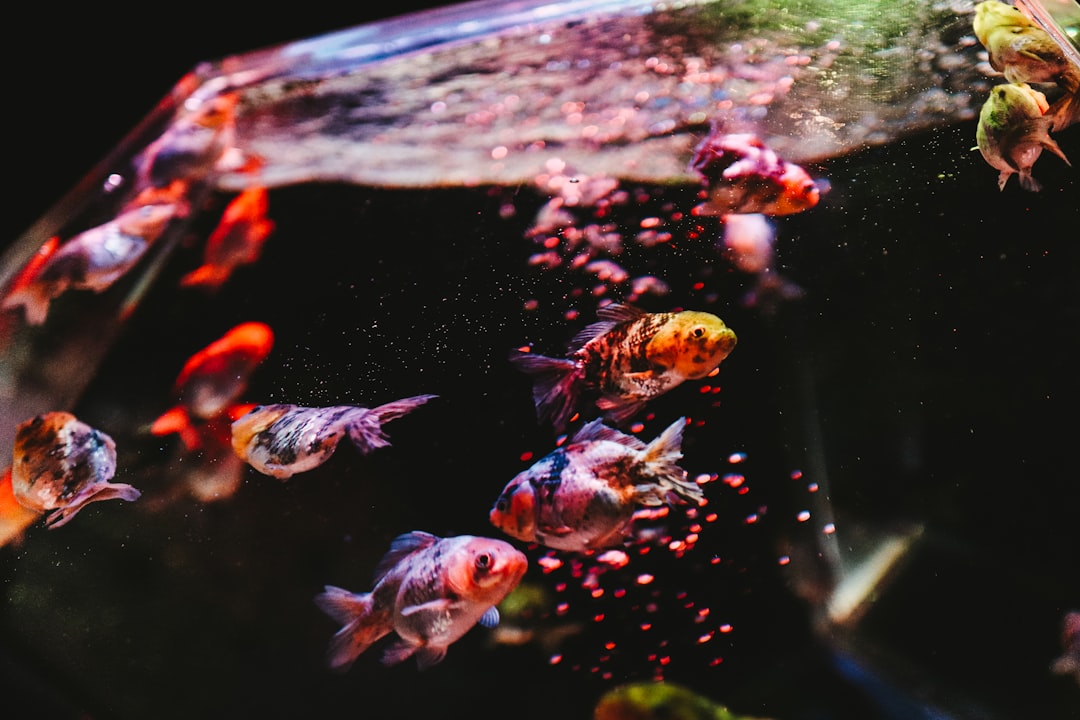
[639,417,703,505]
[314,586,387,671]
[44,482,141,529]
[346,394,437,453]
[508,350,584,432]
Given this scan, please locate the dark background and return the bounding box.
[3,1,462,246]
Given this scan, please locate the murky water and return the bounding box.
[1,1,1079,718]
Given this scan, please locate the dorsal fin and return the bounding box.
[569,418,646,450]
[567,304,644,352]
[373,531,439,582]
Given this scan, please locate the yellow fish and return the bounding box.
[975,82,1071,191]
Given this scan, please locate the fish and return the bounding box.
[0,198,185,325]
[150,321,274,450]
[595,681,775,720]
[180,187,276,289]
[489,417,702,553]
[973,0,1080,130]
[720,213,804,314]
[975,82,1071,191]
[1051,610,1080,686]
[314,530,528,670]
[0,468,40,547]
[9,412,140,529]
[509,303,736,432]
[688,132,825,217]
[230,394,437,479]
[134,93,241,189]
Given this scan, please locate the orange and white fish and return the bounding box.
[489,417,700,552]
[180,187,275,289]
[314,531,528,670]
[688,132,826,217]
[150,321,274,450]
[510,304,736,432]
[9,412,140,528]
[230,395,437,479]
[975,82,1071,191]
[0,199,184,325]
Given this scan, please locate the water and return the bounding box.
[1,1,1079,718]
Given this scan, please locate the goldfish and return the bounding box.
[314,530,528,670]
[509,303,736,432]
[180,187,275,289]
[975,82,1071,191]
[150,321,274,451]
[9,412,140,528]
[1051,610,1080,686]
[0,199,184,325]
[688,132,825,217]
[489,417,702,552]
[973,0,1080,130]
[230,394,437,479]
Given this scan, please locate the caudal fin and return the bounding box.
[508,350,584,432]
[636,417,703,506]
[346,394,437,453]
[314,586,388,671]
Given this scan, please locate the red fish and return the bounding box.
[315,531,528,671]
[180,187,275,289]
[9,412,140,528]
[151,321,274,450]
[689,132,825,217]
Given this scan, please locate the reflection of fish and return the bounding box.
[720,213,804,313]
[10,412,140,528]
[975,82,1071,191]
[180,187,275,289]
[230,395,437,479]
[135,93,240,189]
[595,681,774,720]
[974,0,1080,130]
[150,321,274,450]
[510,303,736,432]
[0,199,184,325]
[689,132,825,217]
[489,417,701,552]
[489,581,585,653]
[314,531,527,670]
[1051,610,1080,686]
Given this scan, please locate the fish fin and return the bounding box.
[1039,133,1072,167]
[412,645,448,670]
[569,418,646,450]
[508,350,584,432]
[997,169,1015,192]
[638,417,703,506]
[44,482,141,529]
[347,394,438,453]
[1048,91,1080,132]
[179,264,230,289]
[478,606,500,628]
[566,304,643,352]
[150,406,203,451]
[381,639,420,667]
[400,597,454,617]
[1017,170,1042,193]
[538,522,577,537]
[314,587,386,671]
[1,284,54,326]
[373,531,441,582]
[596,395,648,427]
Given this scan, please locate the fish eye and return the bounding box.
[475,553,493,571]
[691,326,706,339]
[495,497,508,512]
